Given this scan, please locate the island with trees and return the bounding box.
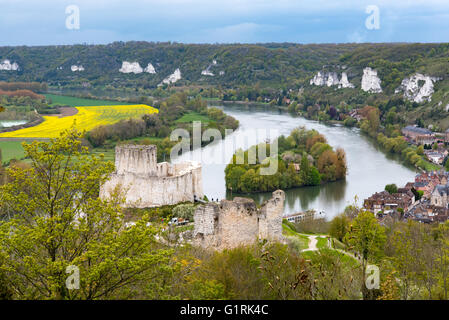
[225,127,347,193]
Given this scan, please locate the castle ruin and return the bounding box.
[193,190,285,250]
[100,145,203,208]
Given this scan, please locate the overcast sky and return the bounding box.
[0,0,448,45]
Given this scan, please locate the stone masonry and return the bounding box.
[193,190,285,250]
[100,145,203,208]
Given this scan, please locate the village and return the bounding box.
[363,170,449,223]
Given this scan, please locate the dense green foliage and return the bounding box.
[225,127,346,193]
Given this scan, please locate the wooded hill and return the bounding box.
[2,42,447,90]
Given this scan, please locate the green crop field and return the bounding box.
[0,140,32,164]
[175,112,211,123]
[45,94,129,107]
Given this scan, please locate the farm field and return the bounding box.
[175,112,210,123]
[0,140,26,164]
[45,94,129,107]
[0,104,158,138]
[0,139,47,164]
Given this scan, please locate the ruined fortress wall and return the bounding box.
[217,198,260,249]
[115,145,157,175]
[259,190,285,241]
[193,203,220,248]
[193,190,285,250]
[100,145,203,208]
[101,171,198,207]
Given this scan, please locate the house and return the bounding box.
[402,125,435,145]
[411,203,449,223]
[431,183,449,208]
[425,151,446,165]
[364,190,414,215]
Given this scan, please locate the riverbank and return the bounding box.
[209,98,439,173]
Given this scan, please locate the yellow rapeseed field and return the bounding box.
[0,105,158,138]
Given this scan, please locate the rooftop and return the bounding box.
[403,125,432,135]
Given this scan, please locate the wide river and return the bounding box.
[174,104,417,219]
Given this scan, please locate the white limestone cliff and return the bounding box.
[339,72,355,88]
[326,72,339,87]
[361,67,382,93]
[160,68,182,85]
[310,71,354,88]
[119,61,143,74]
[201,60,218,76]
[395,73,440,103]
[201,69,214,76]
[71,65,84,72]
[144,63,156,74]
[0,59,19,71]
[310,71,326,86]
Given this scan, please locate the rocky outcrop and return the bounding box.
[0,59,19,71]
[144,63,156,74]
[71,65,84,72]
[201,60,217,76]
[339,72,355,88]
[310,71,355,88]
[395,73,440,103]
[193,190,285,250]
[119,61,143,74]
[201,69,214,76]
[160,68,181,85]
[361,67,382,93]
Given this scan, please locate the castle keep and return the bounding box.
[193,190,285,250]
[100,145,203,208]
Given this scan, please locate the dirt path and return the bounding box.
[303,235,318,251]
[46,106,78,118]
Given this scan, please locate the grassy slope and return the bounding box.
[0,140,26,163]
[282,222,309,251]
[45,94,129,107]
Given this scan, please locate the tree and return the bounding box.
[389,220,425,300]
[344,210,386,299]
[329,214,350,242]
[299,154,320,186]
[385,184,398,194]
[0,127,173,299]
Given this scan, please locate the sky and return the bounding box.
[0,0,448,45]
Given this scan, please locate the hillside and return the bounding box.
[2,42,449,128]
[0,42,421,88]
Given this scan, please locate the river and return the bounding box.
[0,120,27,128]
[175,104,418,219]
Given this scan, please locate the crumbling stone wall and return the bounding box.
[100,145,203,207]
[193,190,285,250]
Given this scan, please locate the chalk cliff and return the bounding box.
[71,65,84,72]
[119,61,143,74]
[310,71,354,88]
[395,73,440,103]
[361,67,382,93]
[0,60,19,71]
[160,68,182,85]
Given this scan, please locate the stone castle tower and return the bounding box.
[193,190,285,250]
[100,144,203,208]
[115,145,158,176]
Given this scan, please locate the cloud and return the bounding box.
[0,0,448,44]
